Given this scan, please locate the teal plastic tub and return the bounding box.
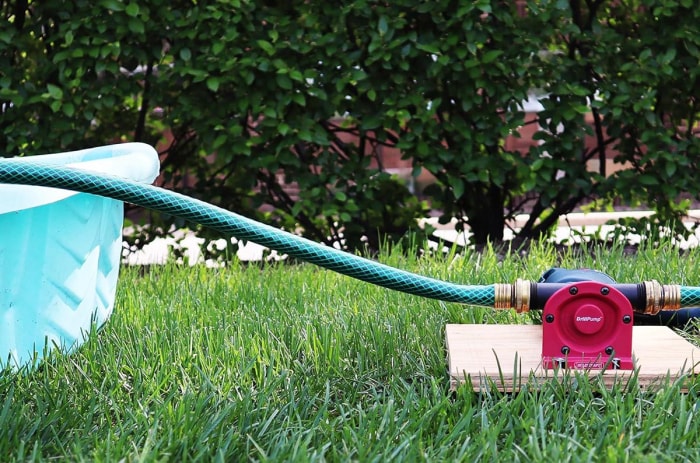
[0,143,159,369]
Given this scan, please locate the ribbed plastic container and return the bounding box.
[0,143,159,369]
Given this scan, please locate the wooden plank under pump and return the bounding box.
[446,325,700,392]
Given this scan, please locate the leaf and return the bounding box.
[448,177,465,198]
[99,0,124,11]
[378,16,388,36]
[213,134,227,149]
[415,42,441,54]
[638,174,658,186]
[416,141,429,156]
[665,162,677,177]
[47,84,63,99]
[0,28,13,44]
[664,47,677,64]
[212,42,225,55]
[62,102,75,117]
[360,114,382,130]
[125,2,139,17]
[298,128,313,142]
[481,50,503,64]
[206,77,220,92]
[180,48,192,61]
[257,40,275,56]
[476,0,492,14]
[276,74,292,90]
[128,17,144,34]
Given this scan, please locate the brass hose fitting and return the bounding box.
[513,278,531,313]
[644,280,661,315]
[643,280,681,314]
[494,283,512,310]
[496,279,681,315]
[662,283,681,311]
[493,280,530,312]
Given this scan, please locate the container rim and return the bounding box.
[0,143,160,214]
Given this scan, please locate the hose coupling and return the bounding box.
[494,279,531,313]
[643,280,681,315]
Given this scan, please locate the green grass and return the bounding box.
[4,240,700,461]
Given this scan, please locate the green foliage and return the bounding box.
[332,1,534,243]
[145,0,435,252]
[520,0,700,242]
[2,0,700,246]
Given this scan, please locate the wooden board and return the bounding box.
[446,324,700,391]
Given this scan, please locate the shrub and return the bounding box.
[2,0,700,248]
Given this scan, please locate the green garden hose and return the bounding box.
[2,160,700,313]
[0,161,496,306]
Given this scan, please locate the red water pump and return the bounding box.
[539,269,633,370]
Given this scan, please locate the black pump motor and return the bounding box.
[539,268,700,327]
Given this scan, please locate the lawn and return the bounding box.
[3,240,700,461]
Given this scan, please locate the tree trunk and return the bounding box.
[466,185,506,244]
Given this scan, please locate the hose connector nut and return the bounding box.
[644,280,662,315]
[661,284,681,311]
[643,280,682,314]
[494,283,512,310]
[513,278,531,313]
